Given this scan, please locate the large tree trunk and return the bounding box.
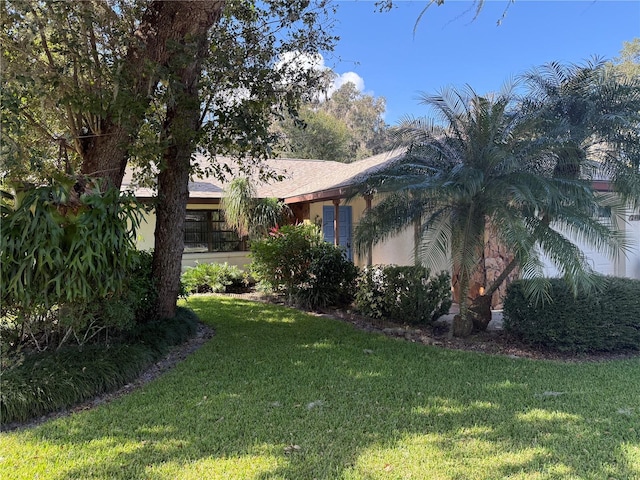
[79,123,132,188]
[152,2,224,319]
[80,1,225,189]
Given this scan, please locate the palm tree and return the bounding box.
[522,58,640,207]
[353,80,633,337]
[222,177,292,241]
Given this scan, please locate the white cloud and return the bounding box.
[276,51,365,100]
[328,71,365,96]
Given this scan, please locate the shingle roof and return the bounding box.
[123,149,405,202]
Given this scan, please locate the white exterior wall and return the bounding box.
[370,227,415,266]
[181,251,251,271]
[542,207,640,279]
[135,209,156,251]
[626,208,640,279]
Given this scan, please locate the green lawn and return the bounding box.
[1,296,639,479]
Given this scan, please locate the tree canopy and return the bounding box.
[2,0,337,318]
[276,82,392,162]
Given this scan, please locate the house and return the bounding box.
[123,149,422,271]
[123,152,640,287]
[541,179,640,280]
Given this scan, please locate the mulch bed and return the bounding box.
[316,307,640,363]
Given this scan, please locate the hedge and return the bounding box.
[503,277,640,353]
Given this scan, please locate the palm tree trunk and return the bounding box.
[451,267,473,338]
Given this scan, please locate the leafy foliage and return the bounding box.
[125,250,159,324]
[353,66,640,334]
[1,307,199,425]
[522,57,640,208]
[503,278,640,352]
[181,262,247,294]
[294,242,359,310]
[0,177,143,353]
[276,83,392,162]
[250,224,356,308]
[124,307,200,356]
[278,107,352,162]
[355,265,452,324]
[221,177,292,240]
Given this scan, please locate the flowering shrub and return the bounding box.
[355,265,451,324]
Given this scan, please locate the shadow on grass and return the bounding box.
[4,296,639,479]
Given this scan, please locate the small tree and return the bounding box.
[354,70,638,337]
[222,177,292,241]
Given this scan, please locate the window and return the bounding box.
[183,210,245,253]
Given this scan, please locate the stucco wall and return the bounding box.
[541,208,640,279]
[135,210,156,251]
[626,208,640,279]
[181,251,251,271]
[309,197,424,268]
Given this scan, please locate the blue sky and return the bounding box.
[322,1,640,124]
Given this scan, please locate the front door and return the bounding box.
[322,205,352,261]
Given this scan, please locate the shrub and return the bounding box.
[355,265,452,325]
[250,224,323,302]
[181,262,245,294]
[125,307,200,355]
[294,242,359,309]
[250,224,357,309]
[0,178,143,352]
[1,344,155,424]
[124,249,158,323]
[503,277,640,353]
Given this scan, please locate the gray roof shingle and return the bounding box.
[123,149,405,202]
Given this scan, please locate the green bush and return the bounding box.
[124,249,159,323]
[503,277,640,353]
[1,344,155,425]
[125,307,200,355]
[294,242,359,309]
[181,262,246,294]
[1,178,143,352]
[1,307,200,425]
[355,265,452,325]
[250,224,322,301]
[250,224,357,309]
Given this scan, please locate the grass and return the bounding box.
[1,296,639,479]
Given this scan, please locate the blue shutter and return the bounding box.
[322,205,353,261]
